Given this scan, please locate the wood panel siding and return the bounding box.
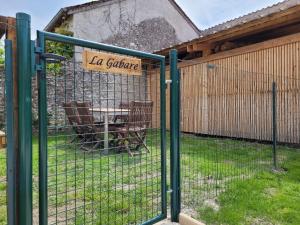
[149,33,300,144]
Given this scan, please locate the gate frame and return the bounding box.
[169,49,181,222]
[36,30,168,225]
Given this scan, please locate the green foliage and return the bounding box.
[0,44,4,67]
[46,27,74,74]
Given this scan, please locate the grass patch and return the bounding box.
[0,132,300,225]
[179,134,300,225]
[0,132,163,225]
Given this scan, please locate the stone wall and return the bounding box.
[0,63,148,131]
[32,62,148,129]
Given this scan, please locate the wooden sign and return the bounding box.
[82,50,142,76]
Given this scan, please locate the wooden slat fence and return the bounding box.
[148,33,300,144]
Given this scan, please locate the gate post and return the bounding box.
[36,30,48,225]
[16,12,32,225]
[170,49,181,222]
[5,39,16,225]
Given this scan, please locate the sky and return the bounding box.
[0,0,284,34]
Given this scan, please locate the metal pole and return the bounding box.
[5,39,16,225]
[170,49,180,222]
[16,12,32,225]
[6,18,19,225]
[160,59,167,219]
[272,82,277,170]
[37,30,48,225]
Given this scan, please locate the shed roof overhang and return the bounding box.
[155,5,300,57]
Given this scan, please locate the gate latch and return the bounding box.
[41,53,67,64]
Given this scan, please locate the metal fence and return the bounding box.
[36,31,167,225]
[179,64,300,221]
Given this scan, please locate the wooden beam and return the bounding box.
[178,31,300,68]
[202,48,213,57]
[187,42,216,57]
[157,5,300,56]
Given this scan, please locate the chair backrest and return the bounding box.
[128,101,153,128]
[76,102,94,126]
[119,102,129,109]
[62,102,81,126]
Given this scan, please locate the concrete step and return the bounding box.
[154,214,205,225]
[155,220,179,225]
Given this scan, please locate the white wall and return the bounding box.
[70,0,198,50]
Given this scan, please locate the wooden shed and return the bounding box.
[149,0,300,144]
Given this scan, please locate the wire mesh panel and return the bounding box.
[179,64,276,219]
[38,32,166,225]
[274,75,300,144]
[273,75,300,166]
[0,65,6,225]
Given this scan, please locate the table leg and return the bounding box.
[104,113,109,154]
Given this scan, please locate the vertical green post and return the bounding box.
[170,49,180,222]
[160,59,167,218]
[5,39,16,225]
[16,12,32,225]
[37,31,48,225]
[272,82,277,170]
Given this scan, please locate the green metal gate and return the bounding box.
[35,31,167,225]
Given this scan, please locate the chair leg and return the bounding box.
[134,131,150,153]
[125,143,134,157]
[70,136,78,143]
[119,132,135,156]
[93,140,102,149]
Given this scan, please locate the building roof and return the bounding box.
[156,0,300,55]
[45,0,201,34]
[200,0,300,38]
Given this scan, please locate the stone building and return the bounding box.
[45,0,200,52]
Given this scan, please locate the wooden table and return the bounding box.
[90,108,129,153]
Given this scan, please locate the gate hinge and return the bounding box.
[34,46,43,54]
[35,64,43,71]
[31,41,39,77]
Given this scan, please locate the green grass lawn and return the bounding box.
[0,132,299,225]
[0,131,164,225]
[180,134,300,225]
